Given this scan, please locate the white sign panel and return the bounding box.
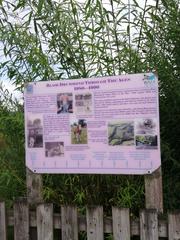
[24,73,161,174]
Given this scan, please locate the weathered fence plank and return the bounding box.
[14,200,29,240]
[61,206,78,240]
[26,168,43,240]
[168,211,180,240]
[158,219,167,238]
[2,201,180,239]
[86,206,103,240]
[37,203,53,240]
[0,202,7,240]
[112,208,130,240]
[5,209,168,237]
[145,167,163,213]
[26,168,43,205]
[140,209,158,240]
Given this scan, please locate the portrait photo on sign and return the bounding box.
[75,93,92,114]
[57,93,73,114]
[108,121,134,146]
[27,115,43,148]
[70,119,88,144]
[135,118,157,135]
[45,142,64,157]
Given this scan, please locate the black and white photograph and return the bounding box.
[27,116,43,148]
[135,118,157,135]
[136,135,158,149]
[57,93,73,114]
[75,93,92,114]
[45,142,64,157]
[108,121,134,146]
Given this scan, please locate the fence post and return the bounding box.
[14,199,29,240]
[168,211,180,240]
[144,167,163,213]
[26,167,43,240]
[112,207,130,240]
[140,209,158,240]
[0,202,7,240]
[86,206,104,240]
[61,206,78,240]
[26,168,43,205]
[37,203,53,240]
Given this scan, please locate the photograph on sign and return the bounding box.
[24,73,161,174]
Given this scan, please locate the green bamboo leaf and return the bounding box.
[36,22,46,39]
[161,0,169,9]
[34,19,38,35]
[145,30,154,41]
[116,6,127,18]
[150,13,162,23]
[0,6,7,17]
[132,0,139,8]
[0,61,9,69]
[37,0,44,14]
[13,1,26,11]
[85,0,91,11]
[46,0,53,9]
[23,11,32,26]
[127,25,130,35]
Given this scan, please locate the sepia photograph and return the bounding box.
[135,118,157,135]
[57,93,73,114]
[71,119,87,144]
[75,93,92,114]
[45,142,64,157]
[108,121,134,146]
[27,116,43,148]
[136,135,158,149]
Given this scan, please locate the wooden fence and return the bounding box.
[0,201,180,240]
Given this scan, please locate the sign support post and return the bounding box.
[26,168,43,240]
[26,168,43,205]
[144,167,163,213]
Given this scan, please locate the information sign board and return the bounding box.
[24,73,161,174]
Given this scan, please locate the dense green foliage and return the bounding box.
[0,0,180,211]
[0,87,25,206]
